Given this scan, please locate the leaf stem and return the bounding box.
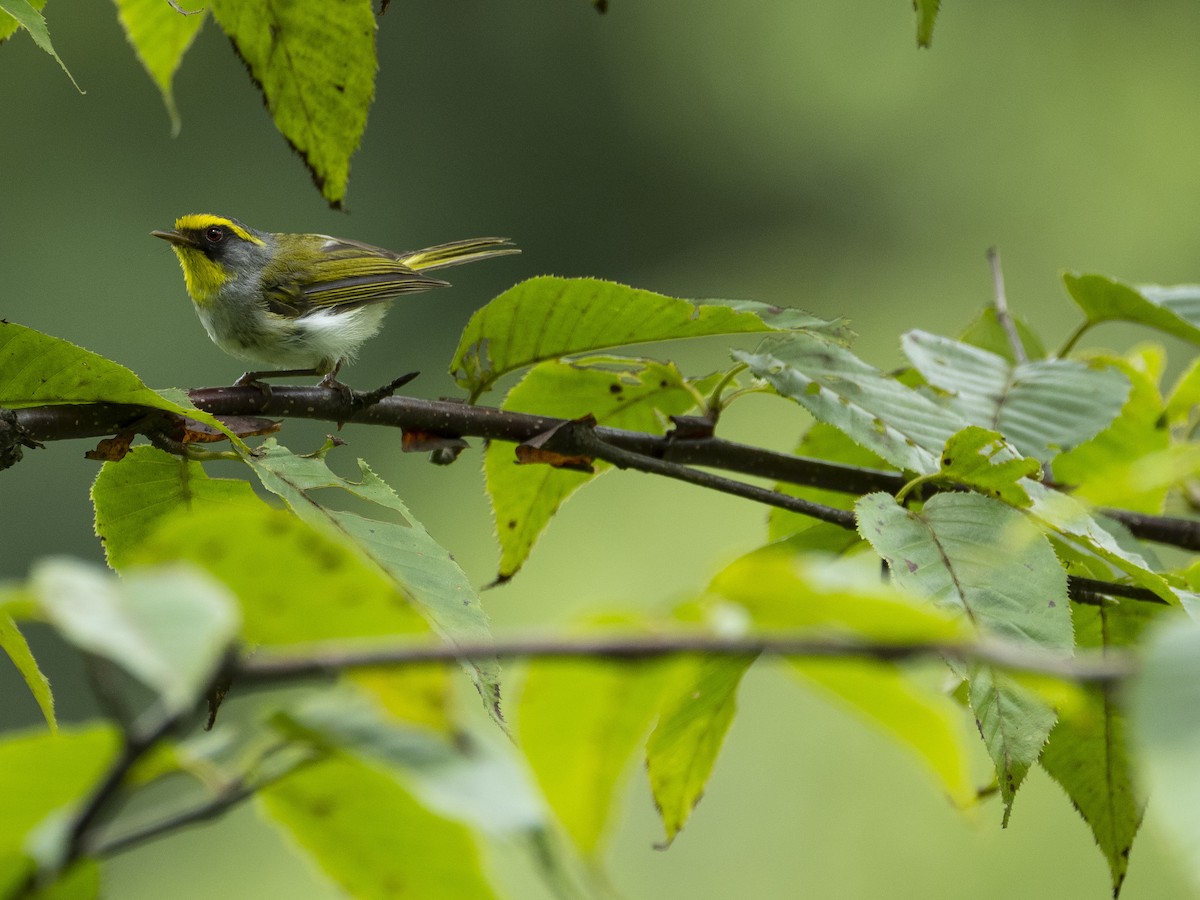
[1055,320,1091,358]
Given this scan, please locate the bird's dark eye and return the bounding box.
[205,226,225,243]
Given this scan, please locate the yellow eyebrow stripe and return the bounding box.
[174,214,264,246]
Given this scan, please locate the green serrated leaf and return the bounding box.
[207,0,376,207]
[0,323,240,445]
[854,492,1072,649]
[1024,482,1176,602]
[0,612,55,731]
[711,551,976,807]
[938,426,1040,506]
[0,0,81,91]
[260,753,498,900]
[902,330,1131,464]
[768,422,890,543]
[114,0,206,135]
[92,446,262,570]
[488,357,708,578]
[451,276,849,399]
[855,491,1071,818]
[30,560,239,714]
[0,0,42,42]
[1063,273,1200,345]
[0,321,179,411]
[518,620,673,856]
[646,656,751,847]
[245,441,502,722]
[1130,615,1200,893]
[967,663,1057,825]
[736,333,968,474]
[1042,600,1162,897]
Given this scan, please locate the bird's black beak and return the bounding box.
[151,229,200,249]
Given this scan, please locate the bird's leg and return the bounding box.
[234,367,322,394]
[317,361,354,405]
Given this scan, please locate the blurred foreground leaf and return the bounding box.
[29,560,239,715]
[246,441,502,721]
[1130,615,1200,892]
[712,551,976,808]
[261,753,498,900]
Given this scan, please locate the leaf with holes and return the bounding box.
[937,427,1040,507]
[855,491,1071,820]
[902,330,1130,463]
[736,332,968,474]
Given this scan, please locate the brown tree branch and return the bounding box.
[10,387,1199,551]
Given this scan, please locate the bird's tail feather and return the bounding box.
[400,237,520,272]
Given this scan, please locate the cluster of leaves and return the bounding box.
[0,270,1198,897]
[0,0,949,206]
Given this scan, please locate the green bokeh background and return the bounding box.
[2,1,1198,897]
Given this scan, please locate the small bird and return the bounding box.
[153,214,518,388]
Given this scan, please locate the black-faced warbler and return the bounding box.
[152,214,518,387]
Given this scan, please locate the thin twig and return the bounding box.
[234,632,1135,684]
[63,701,182,865]
[85,754,311,859]
[987,247,1026,364]
[571,424,856,528]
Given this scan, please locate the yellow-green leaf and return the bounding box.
[208,0,377,207]
[260,754,498,900]
[114,0,207,135]
[1052,351,1172,513]
[0,612,55,732]
[487,357,709,578]
[0,0,80,91]
[92,446,262,570]
[937,426,1041,507]
[711,551,976,807]
[452,276,849,399]
[0,726,120,861]
[519,628,673,856]
[646,656,752,846]
[0,0,43,42]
